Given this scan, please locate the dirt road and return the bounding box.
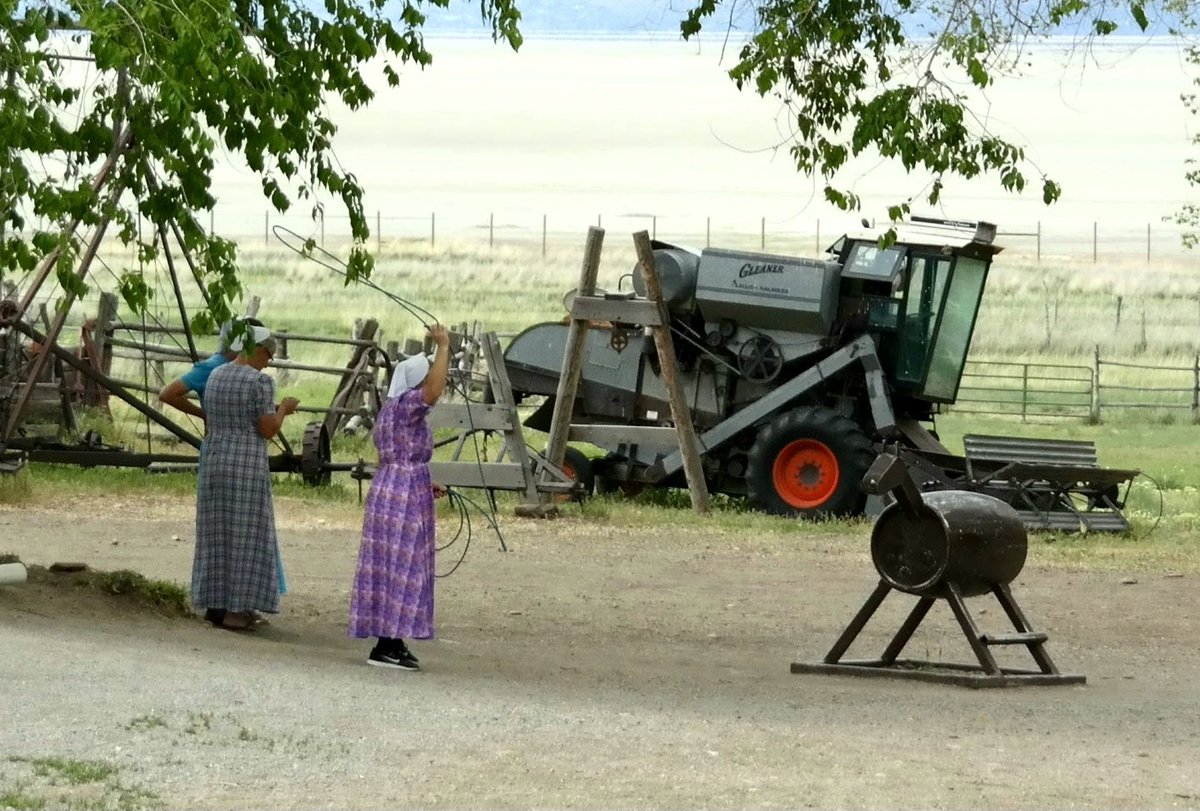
[2,494,1198,809]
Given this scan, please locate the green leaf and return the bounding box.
[1130,2,1149,31]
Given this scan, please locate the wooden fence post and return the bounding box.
[1192,353,1199,424]
[1091,345,1101,423]
[1021,363,1029,422]
[275,330,291,385]
[94,292,118,383]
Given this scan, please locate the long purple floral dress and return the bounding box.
[348,387,435,640]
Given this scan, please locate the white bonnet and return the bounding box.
[227,325,273,352]
[388,354,430,398]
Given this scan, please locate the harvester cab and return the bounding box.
[501,216,1131,532]
[829,217,999,409]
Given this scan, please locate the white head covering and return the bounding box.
[218,319,272,352]
[388,354,430,398]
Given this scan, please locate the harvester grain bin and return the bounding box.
[504,216,995,517]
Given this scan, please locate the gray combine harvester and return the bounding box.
[502,217,1137,531]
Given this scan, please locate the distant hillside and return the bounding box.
[424,0,739,34]
[423,0,1166,36]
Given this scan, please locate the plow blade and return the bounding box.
[960,434,1138,533]
[897,434,1139,533]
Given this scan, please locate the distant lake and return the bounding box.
[209,34,1196,249]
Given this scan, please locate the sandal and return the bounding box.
[220,612,256,631]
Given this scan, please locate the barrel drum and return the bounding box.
[632,249,699,314]
[870,491,1028,598]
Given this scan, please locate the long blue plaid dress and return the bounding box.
[191,363,282,615]
[348,387,436,640]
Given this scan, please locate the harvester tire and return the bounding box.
[745,406,874,518]
[546,446,594,502]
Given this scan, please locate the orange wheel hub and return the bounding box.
[554,461,578,503]
[772,439,840,509]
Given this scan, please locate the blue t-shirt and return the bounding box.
[179,354,229,404]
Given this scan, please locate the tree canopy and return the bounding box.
[1,0,520,331]
[682,0,1197,232]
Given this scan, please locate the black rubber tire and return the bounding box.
[745,406,875,518]
[558,446,595,501]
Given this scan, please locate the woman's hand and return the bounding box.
[432,483,448,499]
[428,323,450,348]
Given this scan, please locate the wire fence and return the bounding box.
[953,350,1200,422]
[220,209,1196,263]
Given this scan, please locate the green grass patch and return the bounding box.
[125,714,168,732]
[8,756,117,785]
[95,571,190,617]
[16,464,200,500]
[2,755,161,811]
[0,787,46,810]
[0,468,33,504]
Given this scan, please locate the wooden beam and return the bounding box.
[3,179,125,442]
[15,126,133,318]
[568,296,662,326]
[428,402,514,433]
[567,424,679,448]
[542,226,604,476]
[633,230,711,514]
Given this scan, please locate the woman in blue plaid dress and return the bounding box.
[192,327,299,631]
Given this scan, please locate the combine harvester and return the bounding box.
[502,217,1138,532]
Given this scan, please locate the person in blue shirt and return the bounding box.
[157,317,265,418]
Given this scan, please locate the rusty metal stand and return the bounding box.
[791,579,1086,688]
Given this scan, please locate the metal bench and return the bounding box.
[962,434,1139,532]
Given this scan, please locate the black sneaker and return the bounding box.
[395,640,419,664]
[367,646,420,671]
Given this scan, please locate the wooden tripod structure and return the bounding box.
[0,124,213,449]
[540,227,711,515]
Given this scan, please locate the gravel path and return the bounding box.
[2,497,1198,809]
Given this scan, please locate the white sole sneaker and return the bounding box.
[367,656,419,671]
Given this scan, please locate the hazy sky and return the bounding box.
[208,33,1196,244]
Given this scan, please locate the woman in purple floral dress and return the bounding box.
[349,325,450,670]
